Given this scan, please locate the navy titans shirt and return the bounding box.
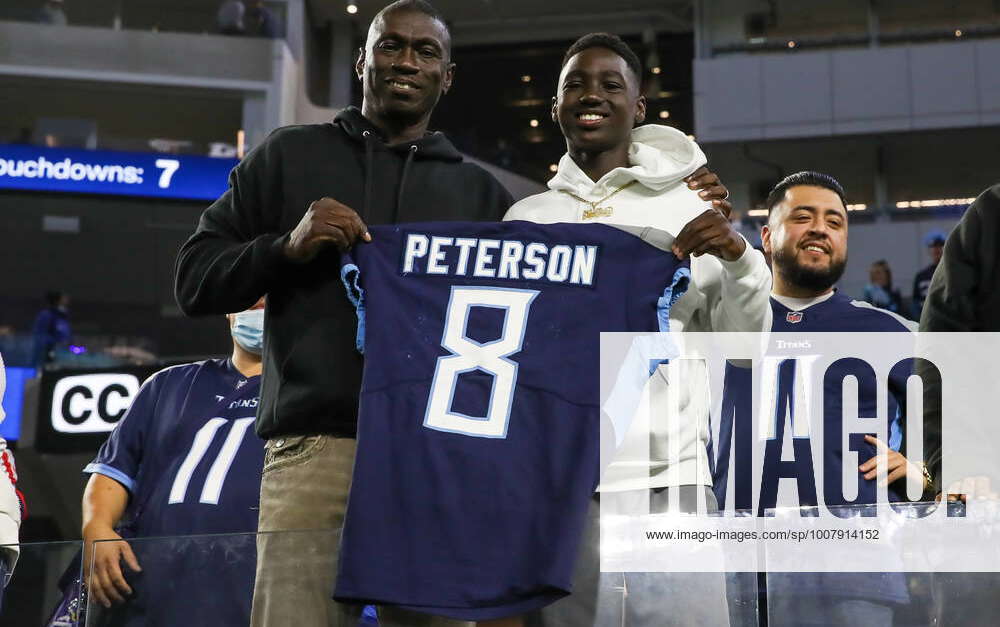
[714,293,916,607]
[335,221,689,620]
[714,292,914,512]
[84,358,264,626]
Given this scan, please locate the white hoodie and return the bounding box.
[504,124,772,489]
[0,352,20,579]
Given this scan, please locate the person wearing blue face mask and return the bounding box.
[66,299,267,626]
[232,307,265,355]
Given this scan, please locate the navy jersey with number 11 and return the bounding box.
[83,358,264,627]
[334,221,689,620]
[86,359,264,537]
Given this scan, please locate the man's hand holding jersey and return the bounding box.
[672,167,746,262]
[284,197,372,263]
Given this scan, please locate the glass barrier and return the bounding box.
[0,534,754,627]
[80,530,757,627]
[83,529,344,627]
[0,540,85,627]
[84,532,258,627]
[590,571,759,627]
[4,522,997,626]
[764,501,1000,627]
[75,530,754,626]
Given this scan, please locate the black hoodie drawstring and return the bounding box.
[358,128,417,223]
[361,130,375,220]
[394,144,418,223]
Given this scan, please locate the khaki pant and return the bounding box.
[250,434,471,627]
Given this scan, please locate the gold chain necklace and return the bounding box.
[561,180,637,220]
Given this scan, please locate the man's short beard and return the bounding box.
[774,247,847,293]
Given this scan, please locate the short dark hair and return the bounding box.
[562,33,643,83]
[765,171,847,214]
[373,0,450,47]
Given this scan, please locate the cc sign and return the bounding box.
[50,373,139,433]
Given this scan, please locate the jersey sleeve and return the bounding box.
[657,265,692,332]
[83,372,165,493]
[339,250,366,355]
[606,242,691,441]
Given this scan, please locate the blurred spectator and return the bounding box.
[0,352,25,614]
[246,0,277,38]
[912,230,945,318]
[217,0,245,35]
[862,259,904,314]
[36,0,67,25]
[31,291,71,369]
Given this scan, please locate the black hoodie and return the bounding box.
[175,107,513,438]
[918,183,1000,489]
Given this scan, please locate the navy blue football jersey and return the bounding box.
[714,292,914,512]
[84,358,264,626]
[714,293,915,608]
[715,294,916,609]
[334,221,690,620]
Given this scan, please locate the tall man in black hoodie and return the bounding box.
[176,2,729,625]
[177,3,509,624]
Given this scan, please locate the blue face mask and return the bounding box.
[232,309,265,355]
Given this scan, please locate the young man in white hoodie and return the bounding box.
[505,33,771,626]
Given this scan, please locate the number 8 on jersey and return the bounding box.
[423,286,539,439]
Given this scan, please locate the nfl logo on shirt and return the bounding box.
[786,311,804,324]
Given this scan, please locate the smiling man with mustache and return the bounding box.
[763,174,849,297]
[749,173,926,626]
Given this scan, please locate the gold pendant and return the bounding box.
[582,206,613,220]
